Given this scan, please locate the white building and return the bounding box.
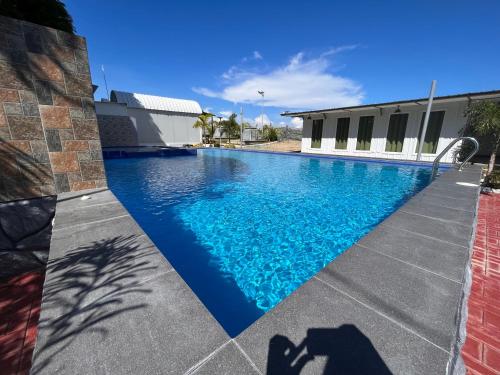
[95,90,202,147]
[282,90,500,163]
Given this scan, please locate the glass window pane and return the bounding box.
[335,117,350,150]
[356,116,374,151]
[415,111,445,154]
[385,113,408,152]
[311,119,323,148]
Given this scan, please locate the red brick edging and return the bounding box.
[0,272,44,375]
[462,193,500,374]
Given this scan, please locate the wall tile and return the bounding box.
[0,140,30,153]
[4,103,23,115]
[72,118,99,139]
[33,80,53,105]
[22,103,40,117]
[27,53,64,82]
[0,89,20,102]
[7,115,44,140]
[40,106,71,128]
[45,129,62,152]
[19,90,37,103]
[53,173,70,193]
[63,140,88,151]
[80,161,105,180]
[58,129,75,140]
[49,151,79,173]
[53,94,81,108]
[65,74,93,97]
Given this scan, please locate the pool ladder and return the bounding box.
[431,137,479,179]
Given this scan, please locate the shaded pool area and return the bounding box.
[104,149,432,336]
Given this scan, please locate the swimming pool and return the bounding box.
[105,149,433,337]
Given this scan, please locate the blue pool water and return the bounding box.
[104,149,433,336]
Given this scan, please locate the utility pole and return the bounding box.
[258,90,265,138]
[417,80,437,161]
[217,116,223,146]
[210,115,214,146]
[240,106,244,148]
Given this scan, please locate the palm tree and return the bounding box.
[193,112,214,144]
[0,0,75,33]
[221,113,239,143]
[465,101,500,175]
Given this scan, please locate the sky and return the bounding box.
[66,0,500,128]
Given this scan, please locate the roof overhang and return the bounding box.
[281,89,500,117]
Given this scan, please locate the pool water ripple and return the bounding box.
[105,149,432,336]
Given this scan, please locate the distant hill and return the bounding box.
[275,127,303,140]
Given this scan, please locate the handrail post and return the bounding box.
[431,137,479,179]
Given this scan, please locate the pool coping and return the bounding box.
[30,161,482,374]
[102,146,453,169]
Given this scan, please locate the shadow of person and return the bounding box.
[267,335,314,375]
[267,325,392,375]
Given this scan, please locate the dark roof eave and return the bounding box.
[281,89,500,117]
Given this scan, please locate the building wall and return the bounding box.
[0,16,106,202]
[301,100,467,163]
[125,107,201,146]
[95,102,138,147]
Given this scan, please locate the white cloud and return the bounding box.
[219,110,233,118]
[290,117,303,128]
[193,47,363,110]
[253,114,271,127]
[253,50,263,60]
[203,106,212,113]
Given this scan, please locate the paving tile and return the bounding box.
[32,271,230,375]
[410,190,478,212]
[41,229,172,319]
[400,198,476,226]
[236,278,449,375]
[53,200,127,229]
[357,225,468,282]
[382,210,473,247]
[192,342,259,375]
[315,245,462,350]
[423,185,480,200]
[55,188,115,211]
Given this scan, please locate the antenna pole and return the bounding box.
[101,65,110,100]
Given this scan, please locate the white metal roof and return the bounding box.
[110,90,202,115]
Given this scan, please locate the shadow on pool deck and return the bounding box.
[31,235,153,373]
[266,325,392,375]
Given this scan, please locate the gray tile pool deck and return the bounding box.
[31,165,482,374]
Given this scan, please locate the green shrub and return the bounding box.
[485,170,500,188]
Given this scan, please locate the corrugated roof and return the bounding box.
[110,90,202,115]
[282,89,500,117]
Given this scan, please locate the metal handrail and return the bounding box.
[431,137,479,179]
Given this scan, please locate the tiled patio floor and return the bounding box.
[462,193,500,375]
[0,271,44,375]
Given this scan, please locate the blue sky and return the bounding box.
[66,0,500,127]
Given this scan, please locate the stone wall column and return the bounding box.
[0,15,106,202]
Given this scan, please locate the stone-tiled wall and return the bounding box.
[97,115,139,147]
[0,16,106,202]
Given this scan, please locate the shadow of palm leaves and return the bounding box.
[32,235,157,373]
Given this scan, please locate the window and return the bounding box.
[335,117,350,150]
[385,113,408,152]
[356,116,374,151]
[415,111,445,154]
[311,119,323,148]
